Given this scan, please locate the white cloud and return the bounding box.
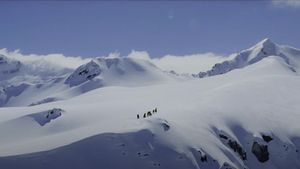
[127,50,227,74]
[0,48,91,70]
[0,48,92,79]
[152,53,227,74]
[271,0,300,8]
[127,50,152,61]
[0,48,227,75]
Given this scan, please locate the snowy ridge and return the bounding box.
[65,56,173,87]
[196,38,300,78]
[65,60,101,87]
[0,55,176,107]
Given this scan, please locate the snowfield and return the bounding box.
[0,39,300,169]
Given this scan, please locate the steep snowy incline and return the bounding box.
[0,55,300,169]
[196,38,300,78]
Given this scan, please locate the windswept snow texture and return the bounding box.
[0,39,300,169]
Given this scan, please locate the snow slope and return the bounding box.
[0,39,300,169]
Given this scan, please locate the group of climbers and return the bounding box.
[137,108,157,119]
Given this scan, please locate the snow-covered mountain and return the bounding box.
[0,39,300,169]
[0,55,177,107]
[65,56,173,87]
[196,38,300,78]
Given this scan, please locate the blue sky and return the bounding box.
[0,1,300,58]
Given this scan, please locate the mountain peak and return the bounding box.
[196,38,298,78]
[254,38,277,52]
[65,60,101,87]
[244,38,278,58]
[260,38,273,45]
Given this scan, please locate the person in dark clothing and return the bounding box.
[137,114,139,119]
[147,111,152,117]
[143,113,146,118]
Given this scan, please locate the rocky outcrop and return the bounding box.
[29,108,64,126]
[65,60,101,87]
[227,139,247,161]
[261,134,273,143]
[251,141,269,163]
[219,132,247,161]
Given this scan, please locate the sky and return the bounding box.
[0,0,300,59]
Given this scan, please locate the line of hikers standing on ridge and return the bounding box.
[137,108,158,119]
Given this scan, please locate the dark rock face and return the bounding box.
[251,141,269,163]
[219,133,247,161]
[65,60,101,87]
[198,72,207,78]
[219,134,228,140]
[262,134,273,143]
[29,108,63,126]
[227,139,247,161]
[199,153,207,162]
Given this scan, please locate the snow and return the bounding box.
[0,54,22,80]
[65,60,101,87]
[0,55,180,107]
[197,38,300,78]
[0,39,300,169]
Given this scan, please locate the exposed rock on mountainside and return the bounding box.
[65,60,101,87]
[252,141,269,163]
